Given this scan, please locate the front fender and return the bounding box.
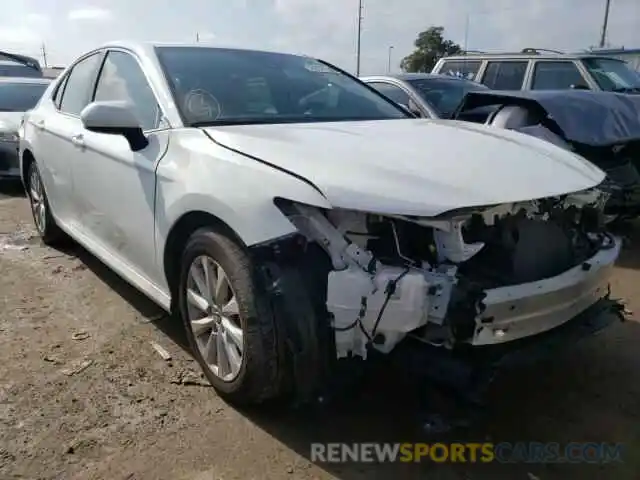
[159,190,316,247]
[155,129,332,266]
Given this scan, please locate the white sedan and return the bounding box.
[19,41,622,405]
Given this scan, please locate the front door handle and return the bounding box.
[35,120,45,130]
[70,134,85,148]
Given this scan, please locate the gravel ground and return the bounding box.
[0,180,639,480]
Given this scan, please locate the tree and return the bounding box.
[400,26,462,73]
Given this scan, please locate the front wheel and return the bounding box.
[177,228,284,405]
[26,161,65,245]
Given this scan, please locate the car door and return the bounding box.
[71,49,169,284]
[31,52,103,227]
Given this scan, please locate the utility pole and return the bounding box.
[196,32,200,43]
[40,43,48,68]
[356,0,363,76]
[599,0,611,48]
[463,13,470,53]
[387,46,394,73]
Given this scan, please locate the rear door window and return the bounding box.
[59,53,102,115]
[532,61,588,90]
[436,60,482,80]
[93,50,161,130]
[482,61,528,90]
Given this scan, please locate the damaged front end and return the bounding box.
[267,185,623,368]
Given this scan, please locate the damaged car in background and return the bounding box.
[454,89,640,223]
[20,42,626,410]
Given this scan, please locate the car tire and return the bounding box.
[26,161,66,246]
[177,227,283,405]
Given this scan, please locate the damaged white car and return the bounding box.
[20,42,625,406]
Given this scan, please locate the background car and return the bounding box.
[0,77,50,178]
[0,50,43,79]
[432,48,640,93]
[361,73,489,118]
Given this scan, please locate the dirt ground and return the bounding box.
[0,180,639,480]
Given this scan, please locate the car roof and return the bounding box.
[95,40,310,61]
[361,73,471,82]
[0,76,51,84]
[439,50,625,62]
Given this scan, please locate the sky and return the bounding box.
[1,0,639,74]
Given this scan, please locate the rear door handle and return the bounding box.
[71,134,85,148]
[35,120,45,130]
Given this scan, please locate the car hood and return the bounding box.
[0,112,25,132]
[203,119,605,217]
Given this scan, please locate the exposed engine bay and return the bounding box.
[276,185,621,360]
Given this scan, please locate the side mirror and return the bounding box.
[80,100,149,151]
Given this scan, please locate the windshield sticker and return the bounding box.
[184,89,221,121]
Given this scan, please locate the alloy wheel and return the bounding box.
[29,166,46,234]
[185,255,244,381]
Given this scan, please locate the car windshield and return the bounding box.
[407,77,489,117]
[582,57,640,92]
[0,82,49,111]
[155,46,410,126]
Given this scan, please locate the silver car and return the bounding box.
[0,77,50,178]
[361,73,490,118]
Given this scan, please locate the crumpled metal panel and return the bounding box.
[456,90,640,146]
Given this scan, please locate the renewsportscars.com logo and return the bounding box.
[310,442,624,464]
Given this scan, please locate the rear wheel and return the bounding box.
[26,161,65,245]
[177,228,284,405]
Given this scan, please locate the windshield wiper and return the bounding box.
[190,118,285,127]
[190,115,402,127]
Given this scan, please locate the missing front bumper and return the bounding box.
[394,296,626,401]
[470,235,622,346]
